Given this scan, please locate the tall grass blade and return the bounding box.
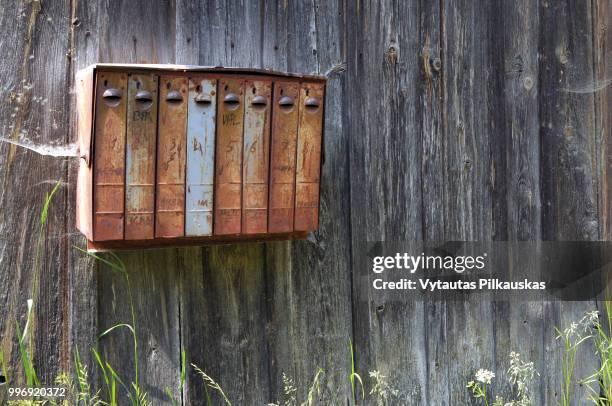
[73,247,125,274]
[40,180,61,226]
[180,350,186,391]
[92,348,111,402]
[99,324,136,339]
[15,300,39,387]
[192,364,231,405]
[348,339,364,402]
[304,368,323,406]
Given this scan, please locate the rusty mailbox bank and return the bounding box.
[75,64,326,250]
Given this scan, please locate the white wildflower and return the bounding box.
[475,369,495,385]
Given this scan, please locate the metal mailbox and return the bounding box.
[75,64,326,250]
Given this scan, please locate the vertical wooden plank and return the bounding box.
[93,72,127,241]
[487,0,545,402]
[254,0,347,403]
[485,0,546,402]
[262,6,355,396]
[186,77,217,236]
[194,244,270,405]
[0,0,72,393]
[344,0,428,403]
[92,1,182,404]
[441,1,495,404]
[97,250,182,404]
[69,0,101,389]
[214,77,245,235]
[174,2,208,405]
[242,79,272,235]
[156,76,187,238]
[539,1,601,404]
[593,0,610,240]
[125,73,158,240]
[177,1,271,404]
[294,82,325,232]
[268,82,300,233]
[419,0,450,403]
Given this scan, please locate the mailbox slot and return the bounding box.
[75,64,326,251]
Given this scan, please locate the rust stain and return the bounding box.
[295,83,324,231]
[156,76,187,238]
[242,80,272,234]
[214,78,245,235]
[125,74,158,240]
[93,72,127,241]
[269,82,300,233]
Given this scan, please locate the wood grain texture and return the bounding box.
[177,2,271,404]
[441,1,496,404]
[419,0,450,404]
[69,0,101,390]
[263,0,353,403]
[0,0,72,398]
[487,1,544,403]
[539,1,601,404]
[97,250,181,404]
[345,0,428,404]
[91,2,183,404]
[174,3,208,404]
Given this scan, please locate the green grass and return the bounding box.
[192,364,231,406]
[15,300,39,388]
[348,339,364,403]
[73,248,149,406]
[582,302,612,405]
[11,178,612,405]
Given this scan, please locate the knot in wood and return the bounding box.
[431,57,442,71]
[386,46,398,65]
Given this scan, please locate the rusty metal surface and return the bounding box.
[186,77,217,236]
[93,71,127,241]
[155,76,187,238]
[75,66,95,240]
[77,65,327,249]
[214,77,245,235]
[294,83,325,231]
[86,231,309,252]
[125,73,158,240]
[242,80,272,234]
[268,81,300,233]
[81,63,327,81]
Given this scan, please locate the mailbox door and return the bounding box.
[242,80,272,234]
[93,71,127,241]
[295,82,325,231]
[268,81,300,233]
[125,73,158,240]
[156,76,188,238]
[214,77,245,235]
[186,77,217,236]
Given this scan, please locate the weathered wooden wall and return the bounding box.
[0,0,609,405]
